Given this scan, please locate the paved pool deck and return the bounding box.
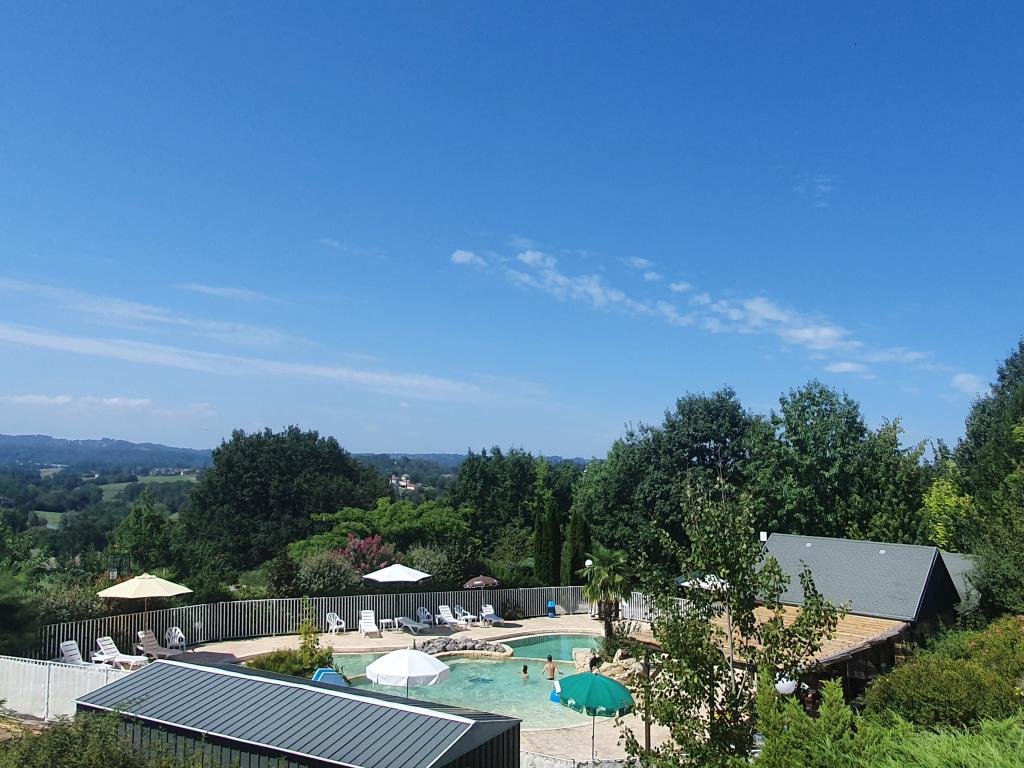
[193,613,671,760]
[196,613,605,659]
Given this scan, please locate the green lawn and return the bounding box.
[98,474,198,500]
[31,510,65,528]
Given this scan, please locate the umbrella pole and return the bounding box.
[592,715,596,762]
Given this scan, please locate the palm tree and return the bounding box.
[579,544,634,640]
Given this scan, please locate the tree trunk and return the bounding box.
[602,599,614,640]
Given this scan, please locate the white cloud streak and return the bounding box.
[0,322,482,402]
[0,393,152,408]
[0,278,292,346]
[669,281,692,293]
[643,271,663,282]
[451,249,487,267]
[177,283,274,302]
[824,361,871,375]
[626,257,653,270]
[950,373,987,397]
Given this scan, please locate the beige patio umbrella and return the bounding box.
[98,573,192,629]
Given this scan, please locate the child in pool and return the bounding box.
[521,664,529,680]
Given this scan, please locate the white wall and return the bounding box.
[0,655,130,720]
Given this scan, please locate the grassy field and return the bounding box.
[98,474,198,500]
[31,510,66,529]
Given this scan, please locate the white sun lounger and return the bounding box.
[397,616,430,634]
[481,604,505,626]
[95,636,149,669]
[326,612,346,635]
[437,605,467,629]
[60,640,102,666]
[136,629,184,659]
[358,610,381,637]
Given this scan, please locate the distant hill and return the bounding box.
[0,434,213,470]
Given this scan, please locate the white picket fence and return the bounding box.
[0,655,131,720]
[36,585,589,660]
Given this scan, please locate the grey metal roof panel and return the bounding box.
[764,533,947,622]
[941,551,978,607]
[77,661,518,768]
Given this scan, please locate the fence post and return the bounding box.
[43,663,51,721]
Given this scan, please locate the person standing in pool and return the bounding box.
[521,664,529,680]
[544,655,559,680]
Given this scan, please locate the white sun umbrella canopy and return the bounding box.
[365,648,450,697]
[362,563,431,584]
[97,573,192,628]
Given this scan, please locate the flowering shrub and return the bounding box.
[338,534,394,574]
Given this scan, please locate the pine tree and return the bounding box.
[545,498,561,586]
[532,505,549,584]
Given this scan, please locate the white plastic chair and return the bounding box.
[165,626,187,652]
[416,607,433,625]
[326,612,346,635]
[437,605,467,629]
[358,610,381,637]
[454,605,479,625]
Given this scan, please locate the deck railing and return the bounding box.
[0,655,131,720]
[36,585,590,661]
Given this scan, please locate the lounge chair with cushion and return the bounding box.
[94,636,149,669]
[397,616,430,634]
[60,640,102,666]
[480,604,505,626]
[136,629,184,659]
[436,605,467,630]
[165,626,187,652]
[326,612,346,635]
[358,610,381,638]
[454,605,479,625]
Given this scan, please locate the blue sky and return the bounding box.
[0,2,1021,455]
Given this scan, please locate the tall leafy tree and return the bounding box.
[625,489,840,767]
[110,492,174,572]
[181,427,386,572]
[561,505,591,586]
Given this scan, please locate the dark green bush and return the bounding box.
[930,615,1024,685]
[864,654,1020,728]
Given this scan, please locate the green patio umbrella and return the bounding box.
[559,672,634,762]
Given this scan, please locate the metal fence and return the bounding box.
[36,585,588,661]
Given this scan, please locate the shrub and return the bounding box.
[404,544,478,588]
[296,551,361,597]
[930,615,1024,686]
[863,654,1019,728]
[0,712,198,767]
[338,534,394,574]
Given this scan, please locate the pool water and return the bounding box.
[337,652,591,730]
[506,634,600,661]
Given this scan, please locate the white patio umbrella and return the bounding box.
[365,647,450,697]
[97,573,192,629]
[362,563,431,584]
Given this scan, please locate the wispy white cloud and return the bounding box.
[0,278,292,347]
[0,393,152,408]
[451,249,487,267]
[318,237,344,249]
[824,361,872,376]
[669,281,692,293]
[177,283,275,302]
[950,373,987,397]
[0,322,482,402]
[794,174,836,208]
[317,238,386,260]
[643,271,663,282]
[626,257,653,270]
[655,301,694,327]
[0,394,74,406]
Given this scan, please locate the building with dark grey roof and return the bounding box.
[77,660,520,768]
[764,533,962,623]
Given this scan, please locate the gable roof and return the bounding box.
[940,551,978,608]
[77,660,518,768]
[764,533,960,622]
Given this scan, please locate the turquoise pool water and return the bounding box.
[336,652,590,730]
[506,634,600,661]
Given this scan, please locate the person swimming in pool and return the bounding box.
[544,655,559,680]
[521,664,529,680]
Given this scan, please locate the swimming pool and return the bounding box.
[336,652,591,729]
[506,633,601,661]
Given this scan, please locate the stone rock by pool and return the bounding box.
[419,637,507,655]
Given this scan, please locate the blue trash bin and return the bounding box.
[547,600,557,618]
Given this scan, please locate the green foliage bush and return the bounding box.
[929,615,1024,686]
[863,654,1019,728]
[246,621,333,679]
[0,713,198,768]
[296,551,361,597]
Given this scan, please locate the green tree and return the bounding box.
[450,447,539,551]
[561,505,591,586]
[580,544,634,640]
[0,570,39,656]
[181,427,386,572]
[920,463,975,551]
[296,551,362,597]
[110,493,174,572]
[625,489,840,767]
